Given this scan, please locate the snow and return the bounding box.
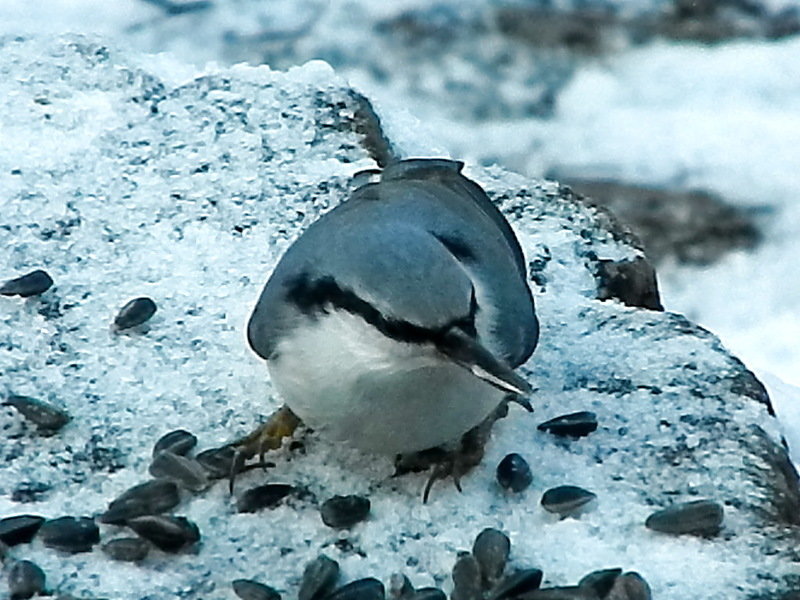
[0,3,799,599]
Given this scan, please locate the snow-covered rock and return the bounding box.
[1,36,798,599]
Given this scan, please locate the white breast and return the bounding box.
[267,310,504,454]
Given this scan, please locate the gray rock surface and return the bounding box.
[0,36,798,599]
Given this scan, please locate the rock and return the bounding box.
[0,36,796,600]
[0,270,53,297]
[126,515,200,552]
[100,479,181,525]
[0,515,45,546]
[541,486,597,518]
[496,453,533,493]
[563,178,761,266]
[148,450,209,492]
[236,484,296,513]
[3,395,70,434]
[488,569,544,600]
[113,297,157,329]
[152,429,197,457]
[101,537,150,562]
[472,528,510,587]
[299,555,340,600]
[38,517,100,553]
[232,579,282,600]
[320,495,371,529]
[8,560,46,600]
[645,500,724,536]
[594,258,663,311]
[537,412,598,438]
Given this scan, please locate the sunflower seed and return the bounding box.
[3,395,70,433]
[452,552,482,600]
[325,578,385,600]
[101,537,150,562]
[39,517,99,553]
[8,560,46,599]
[126,515,200,552]
[488,569,544,600]
[196,446,237,479]
[541,486,597,517]
[152,429,197,457]
[472,528,510,587]
[232,579,282,600]
[0,515,45,546]
[149,450,209,492]
[0,270,53,297]
[114,297,157,329]
[537,412,598,438]
[299,555,340,600]
[496,454,533,493]
[578,568,621,597]
[236,484,296,513]
[644,500,723,536]
[100,479,181,525]
[320,495,370,529]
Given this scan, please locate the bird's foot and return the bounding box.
[227,404,301,492]
[396,400,514,502]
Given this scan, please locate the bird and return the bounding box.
[239,158,538,491]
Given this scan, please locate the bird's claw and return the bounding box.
[227,404,301,492]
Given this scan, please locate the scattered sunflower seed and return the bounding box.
[3,395,70,434]
[152,429,197,457]
[149,450,209,492]
[101,537,150,562]
[644,499,723,536]
[409,589,446,600]
[537,411,598,438]
[496,453,532,493]
[299,555,340,600]
[114,297,157,329]
[540,486,597,518]
[232,579,282,600]
[237,484,296,513]
[8,559,46,600]
[607,572,651,600]
[388,574,414,599]
[38,517,99,553]
[488,569,544,600]
[325,578,385,600]
[126,515,200,552]
[452,552,482,600]
[578,568,621,597]
[521,586,592,599]
[320,495,370,529]
[196,445,238,479]
[0,515,45,546]
[472,528,510,587]
[0,269,53,297]
[100,479,181,525]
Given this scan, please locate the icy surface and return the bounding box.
[0,36,797,599]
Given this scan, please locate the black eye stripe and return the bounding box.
[284,273,479,345]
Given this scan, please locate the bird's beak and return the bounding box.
[437,328,533,397]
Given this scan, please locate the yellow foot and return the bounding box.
[228,405,301,492]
